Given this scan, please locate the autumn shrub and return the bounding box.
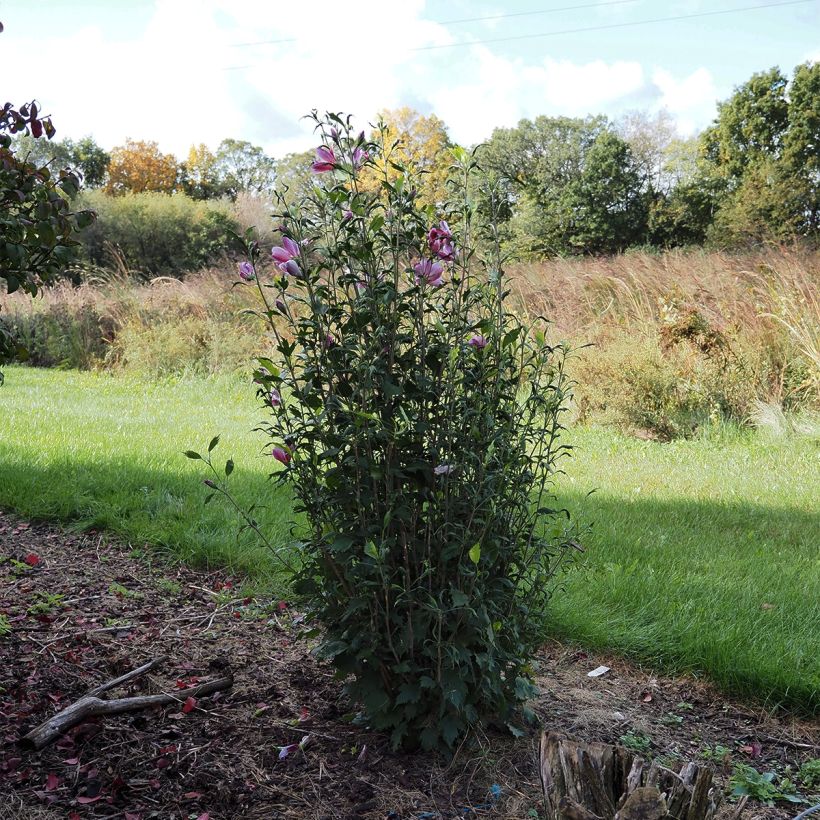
[223,114,579,750]
[76,189,238,276]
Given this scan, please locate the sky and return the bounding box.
[1,0,818,159]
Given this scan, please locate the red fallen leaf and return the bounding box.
[196,814,210,820]
[277,600,288,611]
[125,813,141,820]
[154,757,171,769]
[77,795,103,804]
[182,696,197,714]
[69,814,80,820]
[149,779,161,790]
[158,745,177,755]
[740,742,762,758]
[299,706,309,721]
[23,553,40,566]
[183,791,202,799]
[233,612,241,619]
[45,772,59,791]
[63,757,79,765]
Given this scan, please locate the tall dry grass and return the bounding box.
[2,245,817,436]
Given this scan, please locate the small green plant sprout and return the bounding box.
[200,112,581,752]
[619,731,653,754]
[660,712,684,726]
[26,591,64,615]
[156,578,181,596]
[729,763,804,806]
[107,581,140,599]
[799,759,820,792]
[700,744,732,763]
[0,614,10,637]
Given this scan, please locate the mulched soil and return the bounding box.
[0,511,817,820]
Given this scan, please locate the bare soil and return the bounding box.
[0,511,817,819]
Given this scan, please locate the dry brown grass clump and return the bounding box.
[509,245,818,437]
[2,245,817,437]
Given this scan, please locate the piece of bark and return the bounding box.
[558,795,604,820]
[615,787,667,820]
[87,655,167,697]
[20,675,232,750]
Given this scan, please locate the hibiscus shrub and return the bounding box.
[236,113,578,751]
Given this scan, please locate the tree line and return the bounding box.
[11,61,819,258]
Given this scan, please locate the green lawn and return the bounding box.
[1,366,818,713]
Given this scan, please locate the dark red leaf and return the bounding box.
[45,772,59,791]
[183,791,202,799]
[23,553,40,566]
[182,696,197,714]
[76,795,103,804]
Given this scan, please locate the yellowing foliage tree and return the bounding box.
[105,138,179,195]
[364,108,453,210]
[182,143,223,200]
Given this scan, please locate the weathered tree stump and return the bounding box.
[539,731,722,820]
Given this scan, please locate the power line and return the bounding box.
[439,0,638,26]
[221,0,817,70]
[230,0,641,47]
[412,0,817,51]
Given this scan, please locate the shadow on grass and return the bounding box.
[1,456,817,715]
[553,489,820,715]
[0,455,293,591]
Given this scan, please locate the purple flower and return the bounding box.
[324,333,336,348]
[272,446,291,465]
[271,237,300,264]
[343,209,354,222]
[468,334,488,349]
[434,464,454,476]
[279,259,302,278]
[238,261,255,281]
[354,280,367,294]
[269,388,281,408]
[414,258,444,287]
[311,145,337,173]
[278,743,298,760]
[428,220,455,261]
[275,298,287,314]
[352,147,368,170]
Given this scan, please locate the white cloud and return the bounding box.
[651,67,718,134]
[0,0,723,156]
[428,46,647,145]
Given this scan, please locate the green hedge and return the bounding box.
[77,190,238,277]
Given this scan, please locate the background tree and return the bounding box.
[105,138,179,195]
[364,108,453,210]
[181,143,225,200]
[272,149,314,210]
[616,109,679,194]
[12,134,109,188]
[213,138,276,199]
[699,63,819,243]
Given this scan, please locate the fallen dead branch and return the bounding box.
[20,655,233,751]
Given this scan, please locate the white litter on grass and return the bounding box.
[587,665,611,678]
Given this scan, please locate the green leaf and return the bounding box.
[363,541,379,560]
[468,544,481,565]
[183,450,202,460]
